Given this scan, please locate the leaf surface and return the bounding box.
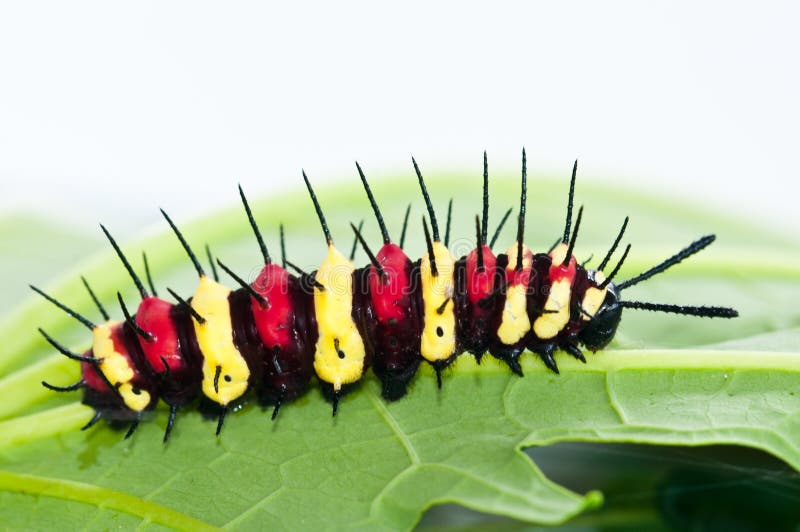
[0,174,798,530]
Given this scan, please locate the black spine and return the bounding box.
[398,204,411,250]
[620,301,738,318]
[350,223,385,279]
[100,224,148,299]
[30,285,95,331]
[142,252,158,296]
[490,207,512,249]
[161,209,205,278]
[475,215,484,271]
[302,170,333,245]
[562,205,583,266]
[81,276,109,321]
[356,162,391,244]
[444,199,453,247]
[515,148,527,271]
[617,235,715,290]
[239,184,271,265]
[562,159,577,244]
[481,151,489,243]
[599,244,631,289]
[598,217,629,272]
[412,157,440,241]
[422,217,438,277]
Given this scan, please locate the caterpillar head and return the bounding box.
[577,275,622,352]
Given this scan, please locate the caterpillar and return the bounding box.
[33,150,739,442]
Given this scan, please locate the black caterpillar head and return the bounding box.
[578,275,622,352]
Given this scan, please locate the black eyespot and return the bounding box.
[388,336,398,348]
[224,375,232,382]
[334,338,345,359]
[132,387,141,395]
[436,326,444,337]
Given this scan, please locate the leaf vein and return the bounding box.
[365,386,420,465]
[0,470,219,531]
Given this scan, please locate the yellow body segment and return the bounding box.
[533,279,572,339]
[420,241,457,362]
[497,283,531,344]
[93,322,151,411]
[192,276,250,406]
[497,242,532,345]
[313,245,366,390]
[505,241,532,274]
[533,243,574,339]
[581,271,607,320]
[549,243,568,265]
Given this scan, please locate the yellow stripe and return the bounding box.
[533,278,572,339]
[312,245,366,390]
[192,276,250,405]
[581,271,607,320]
[497,284,531,344]
[420,242,456,362]
[93,322,151,411]
[497,242,532,345]
[532,243,575,339]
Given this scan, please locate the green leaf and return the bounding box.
[1,173,798,530]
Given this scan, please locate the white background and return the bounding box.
[1,2,798,237]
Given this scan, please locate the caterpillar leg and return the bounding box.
[124,414,141,439]
[534,344,560,375]
[271,389,286,421]
[332,391,341,417]
[320,382,359,416]
[81,411,102,431]
[216,406,227,436]
[376,359,421,401]
[163,404,179,443]
[489,344,526,376]
[562,343,586,364]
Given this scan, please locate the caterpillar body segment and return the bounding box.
[33,283,158,438]
[419,241,458,367]
[91,322,155,413]
[360,242,422,401]
[454,245,501,363]
[192,276,251,407]
[534,243,578,341]
[248,262,316,414]
[312,245,368,401]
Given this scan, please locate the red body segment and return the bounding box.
[81,351,109,392]
[251,263,294,349]
[368,244,413,323]
[454,244,502,361]
[358,243,422,400]
[548,255,577,285]
[505,247,534,287]
[135,296,182,373]
[465,244,496,305]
